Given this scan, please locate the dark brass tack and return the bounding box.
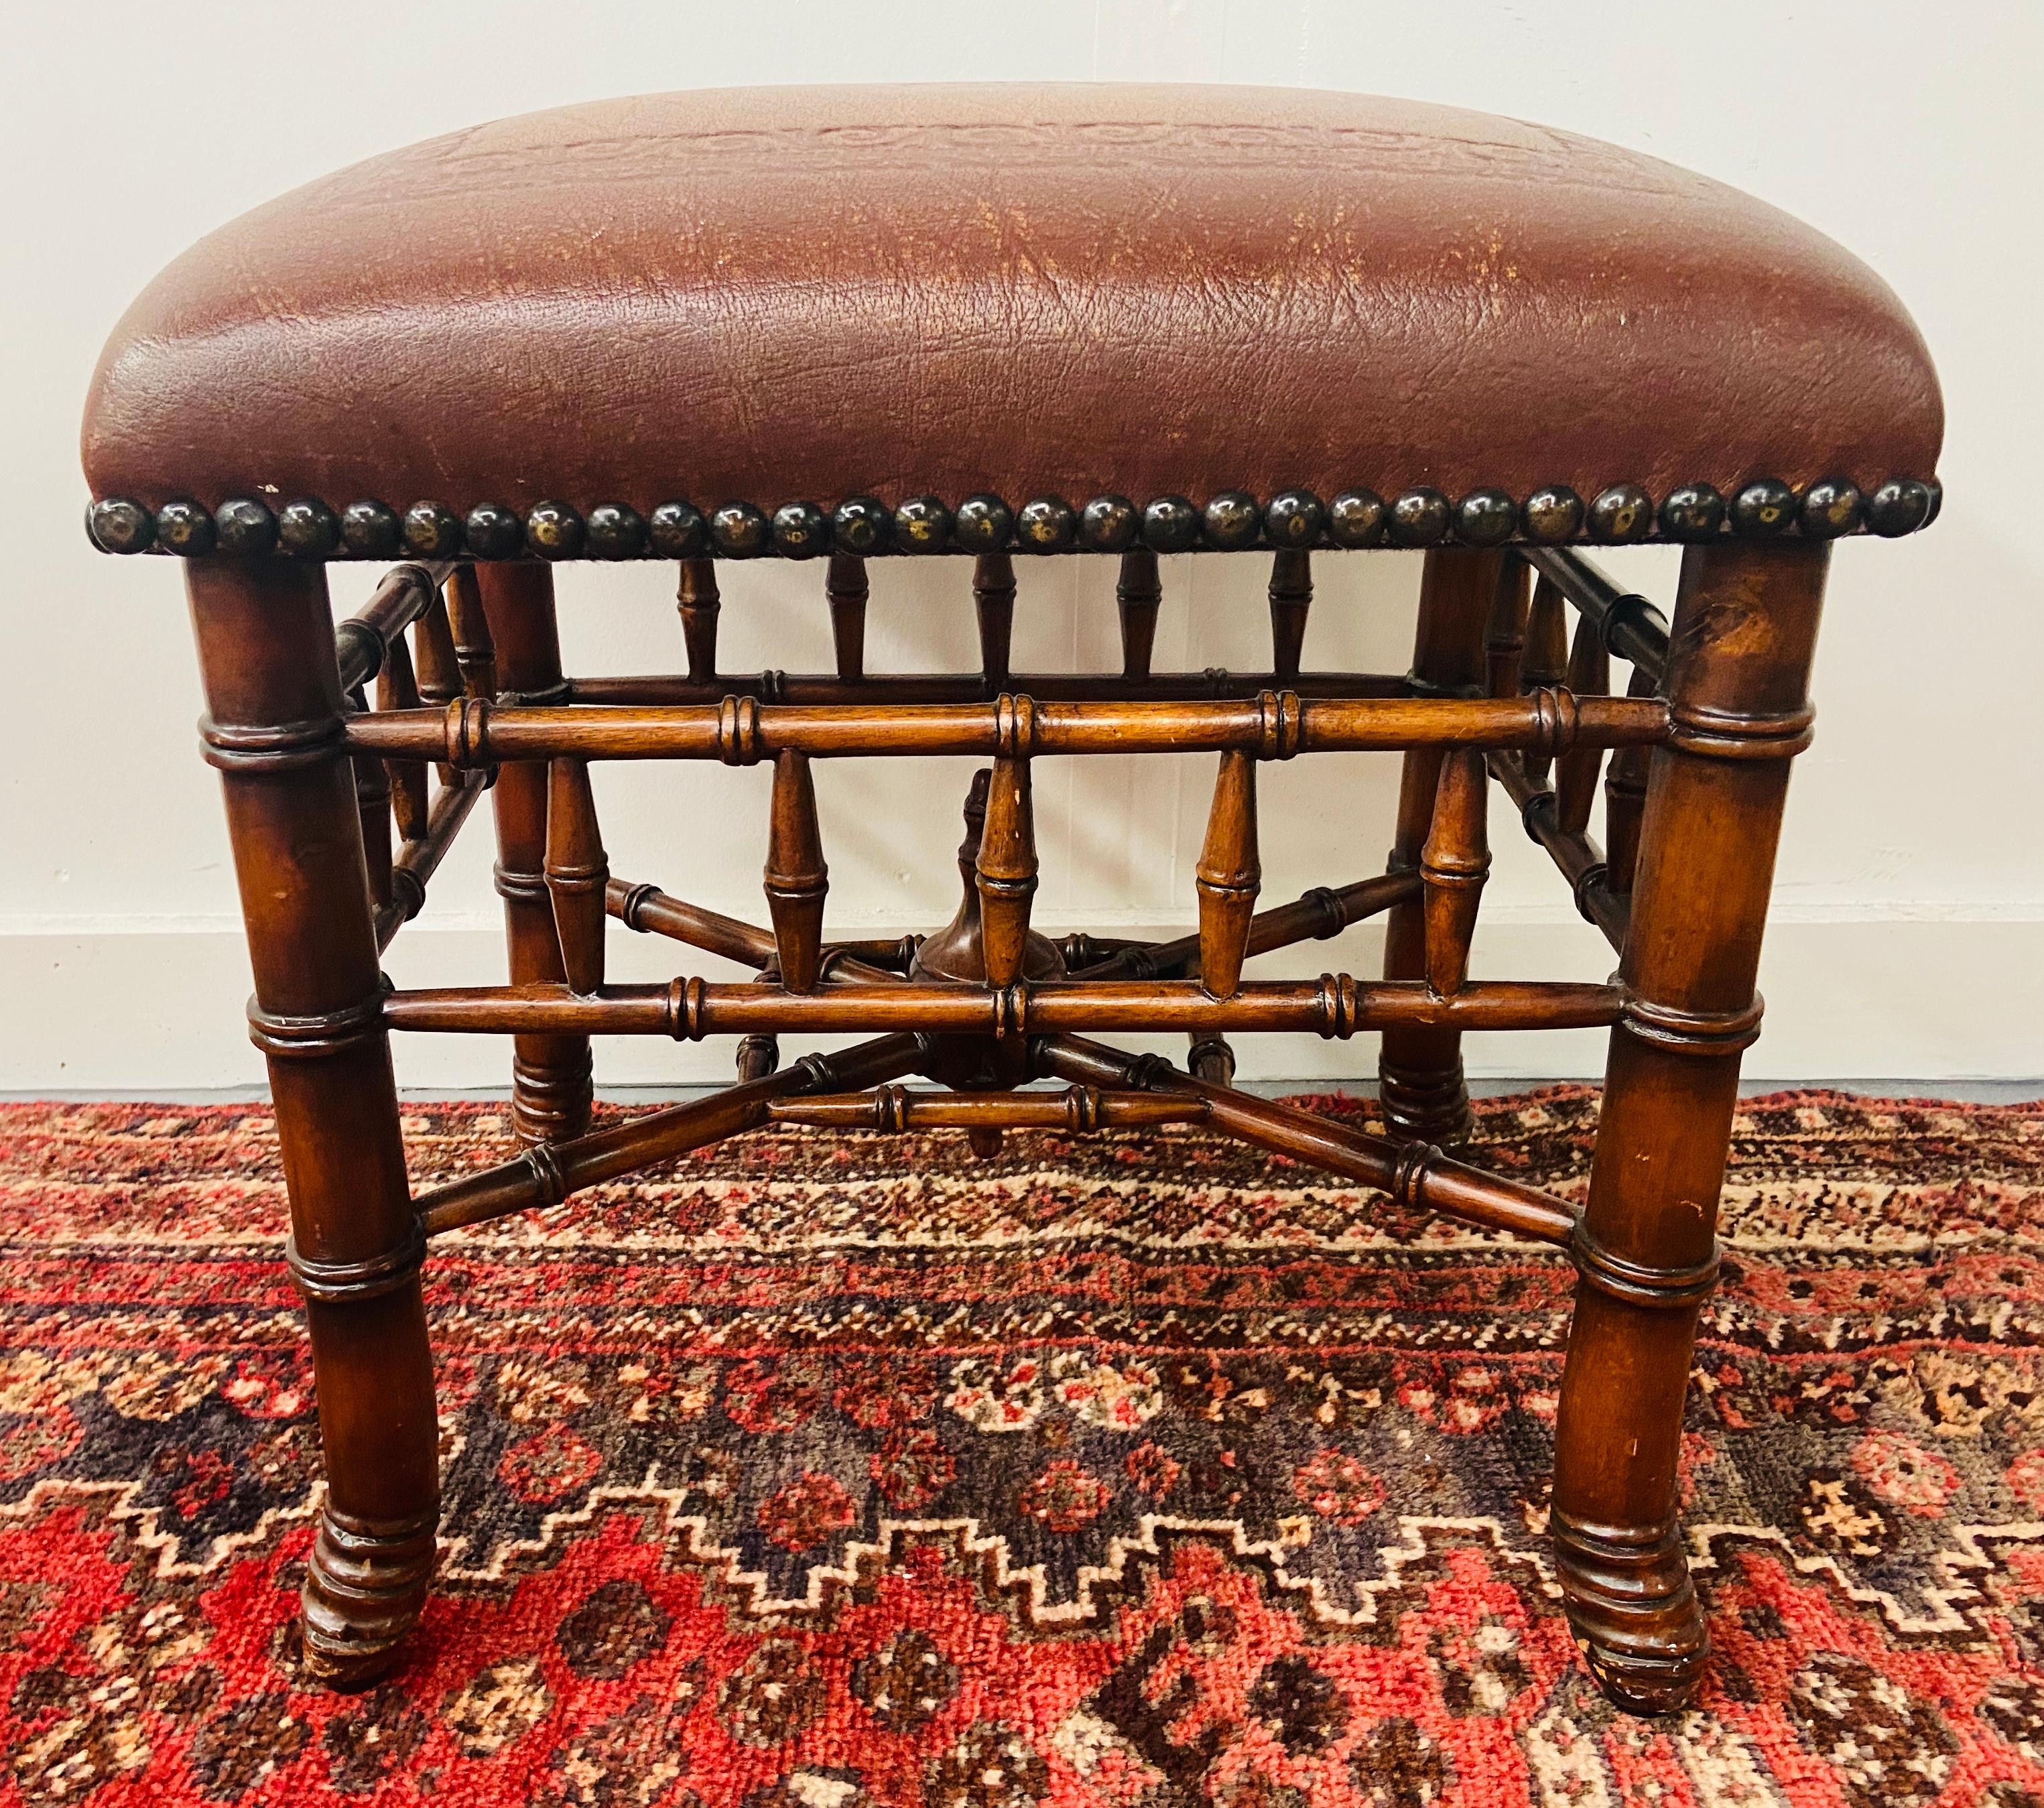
[1079,494,1137,553]
[893,495,953,554]
[1729,478,1796,538]
[1799,476,1863,539]
[1141,495,1200,554]
[1452,488,1516,547]
[403,501,464,560]
[1588,483,1653,543]
[1865,479,1931,537]
[340,500,402,560]
[1017,495,1078,553]
[463,503,523,560]
[954,493,1014,552]
[156,499,216,556]
[1327,489,1388,547]
[1388,487,1451,547]
[771,500,831,558]
[710,501,771,558]
[1263,489,1327,548]
[1658,482,1724,543]
[648,500,707,559]
[1201,491,1261,550]
[525,500,584,559]
[584,502,647,560]
[214,497,277,556]
[86,497,153,554]
[831,495,893,556]
[277,497,340,559]
[1521,485,1584,543]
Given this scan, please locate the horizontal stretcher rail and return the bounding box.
[1071,871,1420,981]
[334,561,455,694]
[769,1086,1206,1131]
[1037,1034,1578,1246]
[1521,547,1671,683]
[604,880,903,984]
[381,976,1625,1039]
[1487,752,1630,952]
[342,689,1671,766]
[567,669,1411,706]
[414,1032,927,1235]
[374,773,488,951]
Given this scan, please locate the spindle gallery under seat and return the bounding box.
[78,84,1944,1716]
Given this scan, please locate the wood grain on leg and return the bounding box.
[1553,539,1828,1714]
[188,557,437,1688]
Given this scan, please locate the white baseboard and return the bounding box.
[4,916,2039,1092]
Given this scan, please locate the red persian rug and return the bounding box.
[3,1090,2043,1807]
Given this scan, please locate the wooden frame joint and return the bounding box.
[1665,700,1815,761]
[287,1218,426,1305]
[1620,992,1765,1055]
[1571,1224,1720,1311]
[200,712,346,773]
[248,982,391,1059]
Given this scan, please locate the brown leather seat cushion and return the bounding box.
[82,84,1941,550]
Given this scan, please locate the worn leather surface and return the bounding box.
[82,84,1943,513]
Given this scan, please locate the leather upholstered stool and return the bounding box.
[82,85,1942,1715]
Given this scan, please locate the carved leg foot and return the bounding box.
[300,1507,440,1690]
[1553,1510,1707,1716]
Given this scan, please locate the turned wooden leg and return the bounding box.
[1378,549,1498,1142]
[476,565,592,1143]
[1553,540,1828,1714]
[188,558,438,1687]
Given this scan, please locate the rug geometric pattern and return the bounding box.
[3,1090,2042,1805]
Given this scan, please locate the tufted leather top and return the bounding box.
[82,84,1941,553]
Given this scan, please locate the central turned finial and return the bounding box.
[909,768,1064,1104]
[909,769,1064,988]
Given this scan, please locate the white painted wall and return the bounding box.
[5,1,2040,1089]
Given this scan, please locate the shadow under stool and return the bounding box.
[80,83,1943,1716]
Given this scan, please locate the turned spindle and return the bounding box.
[974,554,1015,693]
[411,592,464,786]
[544,757,609,997]
[1521,574,1569,785]
[736,1034,780,1081]
[1485,556,1532,699]
[1421,749,1490,996]
[677,558,720,684]
[1188,1034,1237,1084]
[1118,548,1161,682]
[1268,548,1312,681]
[1196,749,1261,999]
[763,750,829,992]
[350,687,394,913]
[376,632,430,842]
[444,566,499,701]
[1555,615,1611,834]
[974,752,1037,989]
[1602,667,1658,894]
[827,552,868,681]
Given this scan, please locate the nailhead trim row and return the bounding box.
[84,476,1942,560]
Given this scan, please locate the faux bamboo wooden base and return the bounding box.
[184,535,1828,1715]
